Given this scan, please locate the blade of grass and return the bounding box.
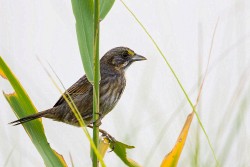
[215,67,250,166]
[160,16,217,166]
[69,153,75,167]
[120,1,219,165]
[192,22,203,167]
[0,57,67,167]
[217,99,248,167]
[216,67,250,138]
[3,147,15,167]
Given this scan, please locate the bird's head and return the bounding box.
[101,47,146,71]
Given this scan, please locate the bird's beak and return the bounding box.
[131,54,147,62]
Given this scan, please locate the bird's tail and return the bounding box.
[9,110,50,126]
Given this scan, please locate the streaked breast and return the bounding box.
[100,73,126,116]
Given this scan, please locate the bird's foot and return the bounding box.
[87,124,116,151]
[100,130,116,152]
[93,119,102,127]
[100,130,116,143]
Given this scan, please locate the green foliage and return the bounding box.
[100,0,115,20]
[71,0,115,83]
[71,0,94,82]
[111,141,141,167]
[0,57,67,167]
[71,0,116,166]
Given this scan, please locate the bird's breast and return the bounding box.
[99,74,126,116]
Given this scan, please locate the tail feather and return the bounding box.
[9,110,48,126]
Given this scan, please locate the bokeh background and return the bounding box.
[0,0,249,166]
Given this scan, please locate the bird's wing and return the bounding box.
[53,75,92,107]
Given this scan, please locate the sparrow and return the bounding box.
[10,47,146,127]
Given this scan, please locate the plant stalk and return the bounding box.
[92,0,100,166]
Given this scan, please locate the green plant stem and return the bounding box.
[92,0,100,166]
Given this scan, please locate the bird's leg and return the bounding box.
[100,130,116,143]
[94,113,102,116]
[87,125,116,144]
[91,113,102,126]
[92,118,102,127]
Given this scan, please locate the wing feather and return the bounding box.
[53,75,92,107]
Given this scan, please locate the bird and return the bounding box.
[9,47,146,127]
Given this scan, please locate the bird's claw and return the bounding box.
[101,130,116,143]
[101,132,116,152]
[92,119,102,127]
[88,124,116,151]
[109,145,115,153]
[94,113,102,116]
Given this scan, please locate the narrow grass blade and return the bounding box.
[100,0,115,20]
[3,147,15,167]
[71,0,94,82]
[120,1,219,165]
[69,152,75,167]
[0,57,67,167]
[160,112,194,167]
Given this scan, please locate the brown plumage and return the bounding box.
[10,47,146,127]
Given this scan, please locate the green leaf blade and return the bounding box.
[0,57,67,167]
[100,0,115,20]
[111,141,141,167]
[71,0,94,82]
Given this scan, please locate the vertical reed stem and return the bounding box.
[92,0,100,166]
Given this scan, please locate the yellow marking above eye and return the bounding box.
[127,49,135,56]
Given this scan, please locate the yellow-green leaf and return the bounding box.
[160,112,194,167]
[99,137,110,158]
[0,57,67,167]
[98,137,141,167]
[0,67,6,79]
[111,141,141,167]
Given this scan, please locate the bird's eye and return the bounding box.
[122,54,129,58]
